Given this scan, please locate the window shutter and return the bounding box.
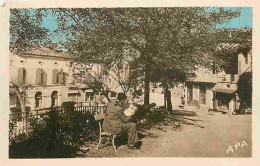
[36,68,43,85]
[52,69,58,84]
[43,71,47,85]
[17,67,26,86]
[58,71,64,84]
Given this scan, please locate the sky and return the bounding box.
[41,7,252,43]
[216,7,252,29]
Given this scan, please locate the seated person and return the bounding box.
[102,93,139,150]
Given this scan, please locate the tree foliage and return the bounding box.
[10,9,50,52]
[10,8,241,107]
[237,72,252,108]
[51,7,240,105]
[212,28,252,74]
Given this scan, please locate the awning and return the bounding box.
[66,90,79,94]
[85,89,94,92]
[212,83,237,94]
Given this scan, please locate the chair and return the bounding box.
[94,113,117,153]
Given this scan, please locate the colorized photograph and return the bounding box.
[8,7,252,158]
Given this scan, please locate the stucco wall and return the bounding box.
[9,53,76,110]
[238,50,252,75]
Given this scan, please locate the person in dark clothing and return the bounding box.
[102,93,139,149]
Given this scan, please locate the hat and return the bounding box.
[117,92,127,101]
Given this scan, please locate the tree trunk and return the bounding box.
[164,87,167,109]
[104,91,111,102]
[165,85,173,113]
[240,100,245,114]
[144,61,150,106]
[15,87,27,118]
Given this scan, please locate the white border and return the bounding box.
[1,1,259,166]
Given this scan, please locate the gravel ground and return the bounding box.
[78,110,252,158]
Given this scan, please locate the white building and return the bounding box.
[9,45,86,111]
[9,45,132,112]
[186,48,252,113]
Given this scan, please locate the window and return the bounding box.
[35,92,42,108]
[222,75,226,82]
[58,71,66,84]
[36,68,47,85]
[110,91,117,98]
[231,74,235,81]
[68,93,78,102]
[51,91,58,106]
[70,62,73,67]
[17,67,26,86]
[85,92,94,102]
[9,93,20,107]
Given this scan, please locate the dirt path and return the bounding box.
[82,110,251,158]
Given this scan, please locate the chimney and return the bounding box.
[49,43,58,50]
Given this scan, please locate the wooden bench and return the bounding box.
[94,113,117,153]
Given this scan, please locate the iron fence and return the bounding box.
[9,105,106,136]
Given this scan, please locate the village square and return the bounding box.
[8,7,252,158]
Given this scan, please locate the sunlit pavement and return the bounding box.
[85,111,251,157]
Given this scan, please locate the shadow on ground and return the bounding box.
[77,109,207,157]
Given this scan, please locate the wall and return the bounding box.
[238,50,252,75]
[206,85,214,109]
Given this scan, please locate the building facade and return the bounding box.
[9,45,131,112]
[9,46,86,111]
[186,49,252,113]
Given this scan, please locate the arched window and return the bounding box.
[17,67,26,86]
[35,92,42,108]
[51,91,58,106]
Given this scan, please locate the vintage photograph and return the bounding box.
[8,7,252,158]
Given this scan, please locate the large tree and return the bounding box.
[52,8,240,106]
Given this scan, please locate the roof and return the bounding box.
[212,83,237,94]
[20,46,75,60]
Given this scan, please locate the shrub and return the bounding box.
[9,108,99,158]
[148,109,163,123]
[61,101,76,113]
[133,103,165,125]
